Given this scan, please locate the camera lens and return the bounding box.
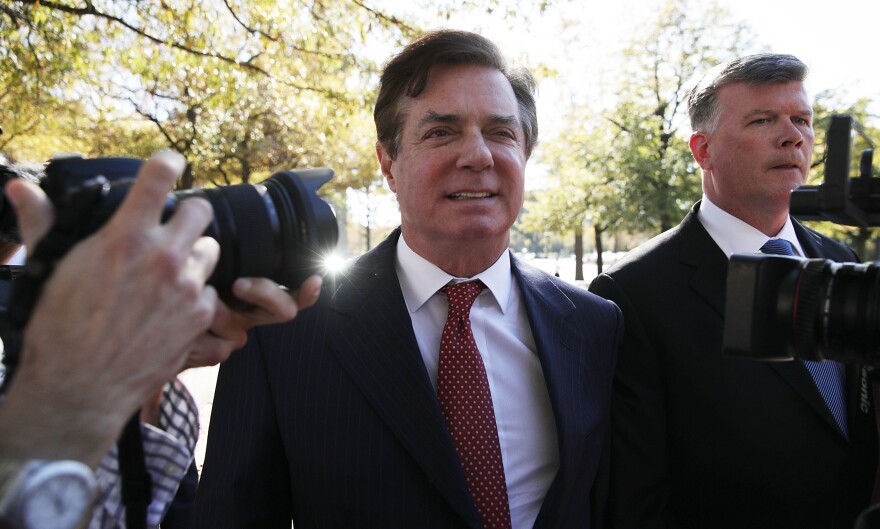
[785,260,880,365]
[35,157,338,305]
[184,168,338,304]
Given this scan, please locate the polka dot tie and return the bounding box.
[438,281,512,529]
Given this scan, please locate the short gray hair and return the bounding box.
[687,53,808,132]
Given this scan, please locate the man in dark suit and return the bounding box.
[589,53,878,529]
[192,29,622,529]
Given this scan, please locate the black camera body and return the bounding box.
[723,115,880,366]
[724,253,802,361]
[0,155,339,306]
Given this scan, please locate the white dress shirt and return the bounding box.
[698,195,805,257]
[395,236,559,529]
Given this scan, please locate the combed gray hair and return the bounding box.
[687,53,808,133]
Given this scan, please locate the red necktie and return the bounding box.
[438,281,512,529]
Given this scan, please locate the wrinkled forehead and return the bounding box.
[717,81,813,114]
[402,64,521,123]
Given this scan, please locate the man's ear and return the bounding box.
[376,142,397,193]
[689,132,712,171]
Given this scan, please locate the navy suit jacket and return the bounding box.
[589,203,878,529]
[193,230,623,528]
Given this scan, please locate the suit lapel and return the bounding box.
[511,256,591,522]
[323,231,482,528]
[677,207,728,318]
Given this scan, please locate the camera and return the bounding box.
[0,155,339,306]
[723,254,880,365]
[723,115,880,365]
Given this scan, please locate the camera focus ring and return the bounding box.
[791,259,829,361]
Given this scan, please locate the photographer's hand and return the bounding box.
[183,274,323,369]
[0,150,219,467]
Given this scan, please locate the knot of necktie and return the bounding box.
[760,238,795,256]
[442,281,485,319]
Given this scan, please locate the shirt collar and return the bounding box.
[698,195,804,258]
[395,235,512,314]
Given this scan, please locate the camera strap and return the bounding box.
[119,417,151,529]
[1,181,151,529]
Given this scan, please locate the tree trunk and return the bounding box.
[178,163,194,190]
[364,185,372,251]
[595,225,605,276]
[574,226,584,281]
[852,227,870,259]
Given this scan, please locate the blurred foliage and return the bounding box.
[0,0,550,189]
[524,0,759,272]
[1,0,557,253]
[0,0,420,196]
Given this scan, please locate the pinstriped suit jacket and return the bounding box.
[192,229,623,529]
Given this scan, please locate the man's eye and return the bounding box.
[426,129,450,138]
[751,118,769,125]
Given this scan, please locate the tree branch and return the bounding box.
[13,0,348,98]
[350,0,416,34]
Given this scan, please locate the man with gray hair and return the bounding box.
[590,53,877,528]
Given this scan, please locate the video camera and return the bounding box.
[723,115,880,366]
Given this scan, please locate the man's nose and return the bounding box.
[457,132,493,171]
[778,120,806,148]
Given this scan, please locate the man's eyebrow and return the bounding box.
[744,108,814,118]
[417,111,520,126]
[419,111,460,126]
[490,114,519,126]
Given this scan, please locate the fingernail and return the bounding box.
[152,149,186,174]
[236,278,252,292]
[310,276,323,298]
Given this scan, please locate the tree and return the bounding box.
[530,0,758,273]
[1,1,420,192]
[522,109,629,277]
[595,0,759,233]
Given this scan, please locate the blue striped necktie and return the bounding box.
[759,238,849,438]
